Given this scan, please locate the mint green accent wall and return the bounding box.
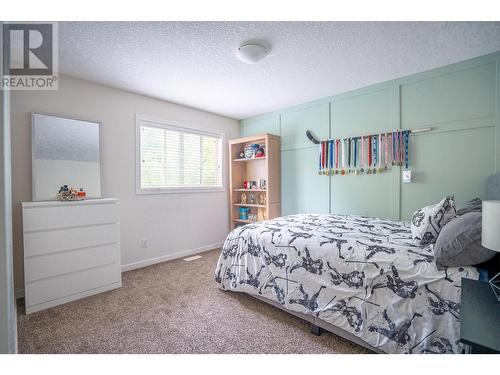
[240,113,280,137]
[240,52,500,220]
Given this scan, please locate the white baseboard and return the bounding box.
[121,242,223,272]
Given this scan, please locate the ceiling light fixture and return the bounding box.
[236,41,269,64]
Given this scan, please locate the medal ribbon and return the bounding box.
[361,136,364,170]
[329,140,334,172]
[341,139,346,172]
[378,134,381,170]
[396,132,400,165]
[318,142,322,173]
[348,138,351,171]
[367,136,372,169]
[354,137,357,170]
[335,139,339,170]
[336,139,339,172]
[384,133,388,168]
[400,131,404,165]
[373,135,377,168]
[392,132,398,164]
[321,141,325,171]
[404,131,410,169]
[325,141,330,174]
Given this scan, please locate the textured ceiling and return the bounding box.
[58,22,500,119]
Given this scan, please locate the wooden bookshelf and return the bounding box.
[229,133,281,230]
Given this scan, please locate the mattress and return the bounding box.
[214,213,478,354]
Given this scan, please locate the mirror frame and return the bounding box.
[31,112,103,201]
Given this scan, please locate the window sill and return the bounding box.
[136,187,225,195]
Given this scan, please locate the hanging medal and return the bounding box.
[323,141,327,174]
[347,138,351,174]
[338,139,342,175]
[360,136,365,173]
[378,133,383,172]
[384,133,389,170]
[335,139,340,174]
[400,131,404,166]
[395,131,400,166]
[330,139,334,175]
[329,139,333,175]
[339,139,345,176]
[403,131,410,169]
[323,141,330,176]
[320,141,325,175]
[353,137,358,175]
[320,141,324,175]
[328,140,333,176]
[318,142,322,175]
[367,136,372,174]
[372,135,377,174]
[391,131,396,165]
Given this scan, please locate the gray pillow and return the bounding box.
[434,212,497,270]
[457,197,482,216]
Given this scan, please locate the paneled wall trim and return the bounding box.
[241,52,500,220]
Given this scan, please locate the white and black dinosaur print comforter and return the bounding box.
[214,214,478,354]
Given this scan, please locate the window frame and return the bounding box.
[135,114,225,195]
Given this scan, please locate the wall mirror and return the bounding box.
[32,112,102,201]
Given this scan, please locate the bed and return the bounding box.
[214,213,478,354]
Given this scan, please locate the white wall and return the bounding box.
[10,75,240,292]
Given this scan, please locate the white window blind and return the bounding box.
[138,119,223,192]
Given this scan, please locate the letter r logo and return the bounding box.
[2,23,53,76]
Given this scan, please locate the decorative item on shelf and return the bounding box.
[259,194,267,206]
[312,128,423,177]
[244,143,260,159]
[481,200,500,302]
[78,188,87,199]
[243,180,251,189]
[255,146,265,158]
[57,185,86,201]
[240,193,247,204]
[249,193,256,204]
[258,179,266,190]
[248,213,258,221]
[239,207,250,220]
[239,151,245,159]
[251,181,258,190]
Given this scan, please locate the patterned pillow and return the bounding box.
[411,196,456,245]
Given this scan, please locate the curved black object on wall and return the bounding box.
[306,130,320,144]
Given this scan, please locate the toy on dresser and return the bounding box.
[57,185,87,201]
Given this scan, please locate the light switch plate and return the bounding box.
[402,170,412,183]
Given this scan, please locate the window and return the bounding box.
[136,116,223,193]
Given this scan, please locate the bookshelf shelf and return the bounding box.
[232,157,266,162]
[234,203,266,208]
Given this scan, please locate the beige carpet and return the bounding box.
[17,249,370,354]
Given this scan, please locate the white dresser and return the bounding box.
[22,198,122,314]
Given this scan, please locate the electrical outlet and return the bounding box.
[141,239,149,248]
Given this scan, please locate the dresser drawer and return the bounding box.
[25,263,121,308]
[25,243,120,283]
[23,201,119,232]
[24,223,120,258]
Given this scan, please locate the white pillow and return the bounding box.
[411,196,456,245]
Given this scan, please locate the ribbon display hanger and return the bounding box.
[312,127,428,176]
